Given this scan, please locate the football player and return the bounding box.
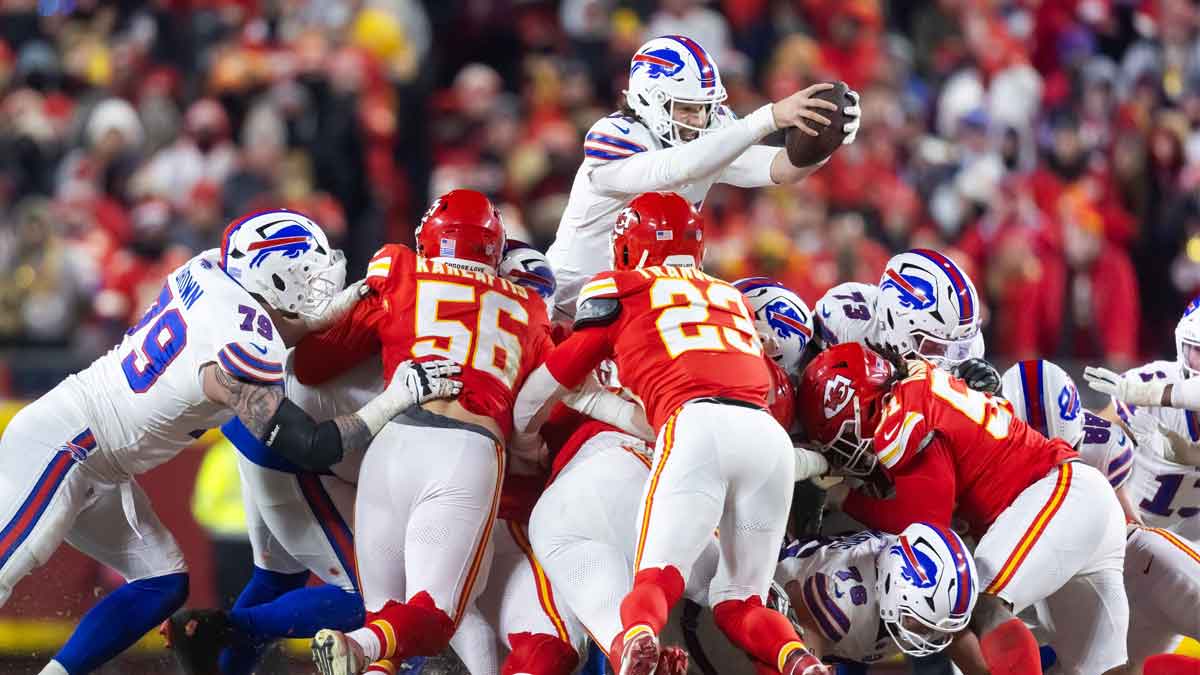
[291,191,640,675]
[0,210,459,675]
[798,344,1129,675]
[546,35,860,322]
[815,250,999,394]
[1003,360,1200,674]
[1083,297,1200,543]
[514,193,832,675]
[775,523,978,667]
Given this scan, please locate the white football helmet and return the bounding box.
[499,241,556,299]
[220,209,343,318]
[625,35,727,146]
[1000,359,1084,447]
[875,249,982,369]
[1176,296,1200,378]
[877,522,978,657]
[733,277,815,376]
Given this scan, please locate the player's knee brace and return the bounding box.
[502,632,580,675]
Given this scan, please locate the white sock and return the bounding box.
[348,626,382,663]
[39,660,69,675]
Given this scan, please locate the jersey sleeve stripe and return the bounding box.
[800,576,843,642]
[878,412,924,469]
[584,147,633,161]
[579,278,619,302]
[226,343,283,373]
[1106,447,1133,478]
[219,348,284,385]
[585,132,647,153]
[1108,464,1132,488]
[812,572,851,634]
[367,257,392,279]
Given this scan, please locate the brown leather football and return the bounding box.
[784,81,849,167]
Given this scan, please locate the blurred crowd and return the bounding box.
[0,0,1198,370]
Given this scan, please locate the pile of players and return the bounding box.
[0,32,1197,675]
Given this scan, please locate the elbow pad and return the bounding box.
[264,398,345,471]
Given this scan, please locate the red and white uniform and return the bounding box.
[536,265,795,605]
[295,244,553,627]
[843,361,1129,675]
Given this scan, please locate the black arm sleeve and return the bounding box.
[263,398,345,471]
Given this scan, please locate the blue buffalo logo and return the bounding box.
[880,269,935,311]
[764,298,812,344]
[247,223,314,268]
[1186,296,1200,318]
[631,48,686,79]
[1058,384,1081,421]
[890,538,939,589]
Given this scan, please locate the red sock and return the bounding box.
[979,618,1042,675]
[619,566,685,636]
[364,591,455,661]
[502,632,580,675]
[610,566,685,671]
[712,596,807,672]
[1145,654,1200,675]
[365,660,398,674]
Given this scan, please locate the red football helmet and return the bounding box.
[796,342,896,476]
[416,189,505,272]
[611,192,705,271]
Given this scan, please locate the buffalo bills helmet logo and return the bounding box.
[631,48,686,79]
[823,374,855,419]
[880,268,935,311]
[891,536,939,589]
[1186,296,1200,318]
[247,220,314,268]
[1058,384,1080,421]
[763,298,813,344]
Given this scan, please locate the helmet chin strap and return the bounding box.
[429,257,495,275]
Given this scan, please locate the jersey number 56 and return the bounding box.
[413,280,529,389]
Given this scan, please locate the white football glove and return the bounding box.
[842,88,861,145]
[355,359,462,434]
[1084,365,1166,407]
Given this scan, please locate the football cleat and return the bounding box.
[656,645,689,675]
[618,627,661,675]
[312,628,368,675]
[161,608,235,675]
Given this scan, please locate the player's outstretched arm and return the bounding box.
[203,359,461,470]
[561,373,655,441]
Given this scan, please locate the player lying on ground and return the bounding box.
[547,33,859,321]
[1003,360,1200,675]
[515,192,833,675]
[800,343,1130,675]
[0,210,458,675]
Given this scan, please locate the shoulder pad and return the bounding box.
[574,297,621,330]
[584,115,654,162]
[367,244,411,282]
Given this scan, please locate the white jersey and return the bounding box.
[65,249,289,479]
[280,356,383,483]
[547,105,779,319]
[1074,410,1136,489]
[1114,360,1200,542]
[815,283,880,348]
[775,531,895,664]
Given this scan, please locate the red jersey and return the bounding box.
[294,244,553,437]
[766,359,795,432]
[544,266,771,431]
[845,361,1077,536]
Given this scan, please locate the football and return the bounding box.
[785,80,850,167]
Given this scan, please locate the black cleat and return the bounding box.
[161,608,235,675]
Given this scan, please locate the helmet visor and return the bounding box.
[913,332,975,369]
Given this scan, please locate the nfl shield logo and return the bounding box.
[440,237,456,257]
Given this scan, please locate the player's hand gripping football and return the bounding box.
[841,88,861,145]
[772,83,839,137]
[1085,365,1168,407]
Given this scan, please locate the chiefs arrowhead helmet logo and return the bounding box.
[823,374,855,419]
